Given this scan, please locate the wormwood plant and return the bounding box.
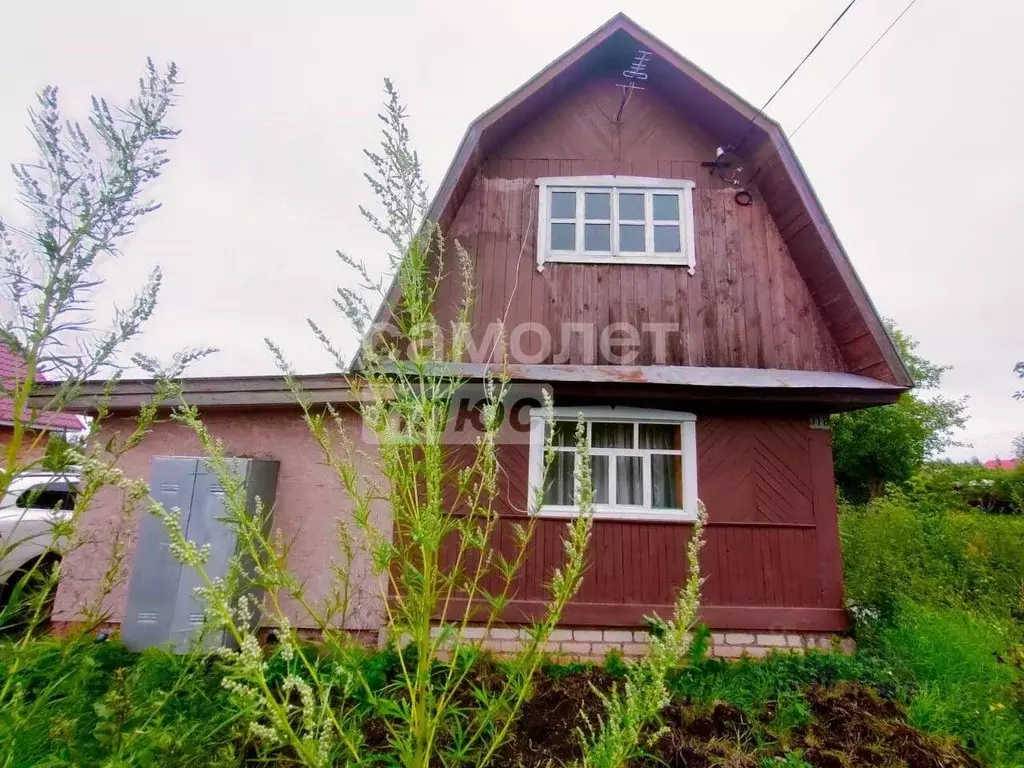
[0,59,191,487]
[576,500,707,768]
[0,60,216,765]
[0,58,187,639]
[138,80,595,767]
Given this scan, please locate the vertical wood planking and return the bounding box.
[438,168,846,372]
[442,415,849,623]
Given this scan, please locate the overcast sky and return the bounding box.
[1,0,1021,461]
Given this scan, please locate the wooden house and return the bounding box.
[387,14,910,647]
[48,15,909,657]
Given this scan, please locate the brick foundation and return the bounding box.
[51,620,855,660]
[422,626,855,660]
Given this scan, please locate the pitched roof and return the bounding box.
[368,13,912,389]
[0,346,84,431]
[984,458,1018,471]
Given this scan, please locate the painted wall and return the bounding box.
[1,425,50,468]
[52,407,388,631]
[440,411,848,632]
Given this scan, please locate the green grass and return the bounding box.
[0,637,245,767]
[871,602,1024,766]
[1,477,1022,766]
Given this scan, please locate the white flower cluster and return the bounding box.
[277,617,296,662]
[847,600,881,625]
[234,593,255,626]
[281,675,316,735]
[220,676,260,702]
[154,504,210,567]
[248,721,281,745]
[238,633,264,674]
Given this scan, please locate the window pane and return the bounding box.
[592,455,610,505]
[615,456,643,505]
[618,192,645,221]
[654,224,681,253]
[551,190,576,219]
[584,223,611,252]
[619,224,646,252]
[543,452,575,506]
[651,454,682,509]
[592,421,634,448]
[548,421,577,447]
[585,192,610,220]
[653,193,680,221]
[16,487,76,510]
[639,423,681,450]
[551,222,576,251]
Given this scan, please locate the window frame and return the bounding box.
[536,176,697,274]
[527,406,698,523]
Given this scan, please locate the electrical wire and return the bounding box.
[732,0,860,154]
[759,0,859,115]
[790,0,921,137]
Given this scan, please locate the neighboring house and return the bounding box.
[47,15,909,657]
[984,458,1018,471]
[1,346,83,465]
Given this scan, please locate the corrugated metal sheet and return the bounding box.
[396,363,905,392]
[0,346,84,430]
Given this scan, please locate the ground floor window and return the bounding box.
[527,407,698,522]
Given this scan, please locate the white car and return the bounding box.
[0,472,78,627]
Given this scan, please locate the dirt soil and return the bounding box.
[493,671,982,768]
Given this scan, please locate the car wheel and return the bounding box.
[0,556,60,636]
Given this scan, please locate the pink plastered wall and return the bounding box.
[53,407,388,631]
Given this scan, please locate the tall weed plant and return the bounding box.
[135,81,607,768]
[577,501,706,768]
[1,75,711,768]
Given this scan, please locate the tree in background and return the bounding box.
[1012,434,1024,461]
[831,321,967,502]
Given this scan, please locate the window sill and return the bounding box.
[533,506,697,523]
[539,253,695,274]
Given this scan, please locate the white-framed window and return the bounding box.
[527,407,698,522]
[536,176,697,274]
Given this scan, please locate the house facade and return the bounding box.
[50,16,909,658]
[396,15,909,650]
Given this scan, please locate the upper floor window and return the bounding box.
[536,176,696,274]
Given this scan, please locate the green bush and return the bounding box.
[840,477,1024,766]
[841,486,1024,628]
[910,463,1024,515]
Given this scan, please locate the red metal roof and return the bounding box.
[0,346,84,431]
[984,458,1018,470]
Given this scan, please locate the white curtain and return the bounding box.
[593,423,641,505]
[642,424,681,509]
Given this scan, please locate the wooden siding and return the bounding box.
[751,138,902,382]
[438,414,848,632]
[434,77,843,373]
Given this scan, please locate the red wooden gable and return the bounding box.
[369,13,911,389]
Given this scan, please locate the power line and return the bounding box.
[791,0,922,137]
[759,0,859,115]
[732,0,923,192]
[733,0,860,154]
